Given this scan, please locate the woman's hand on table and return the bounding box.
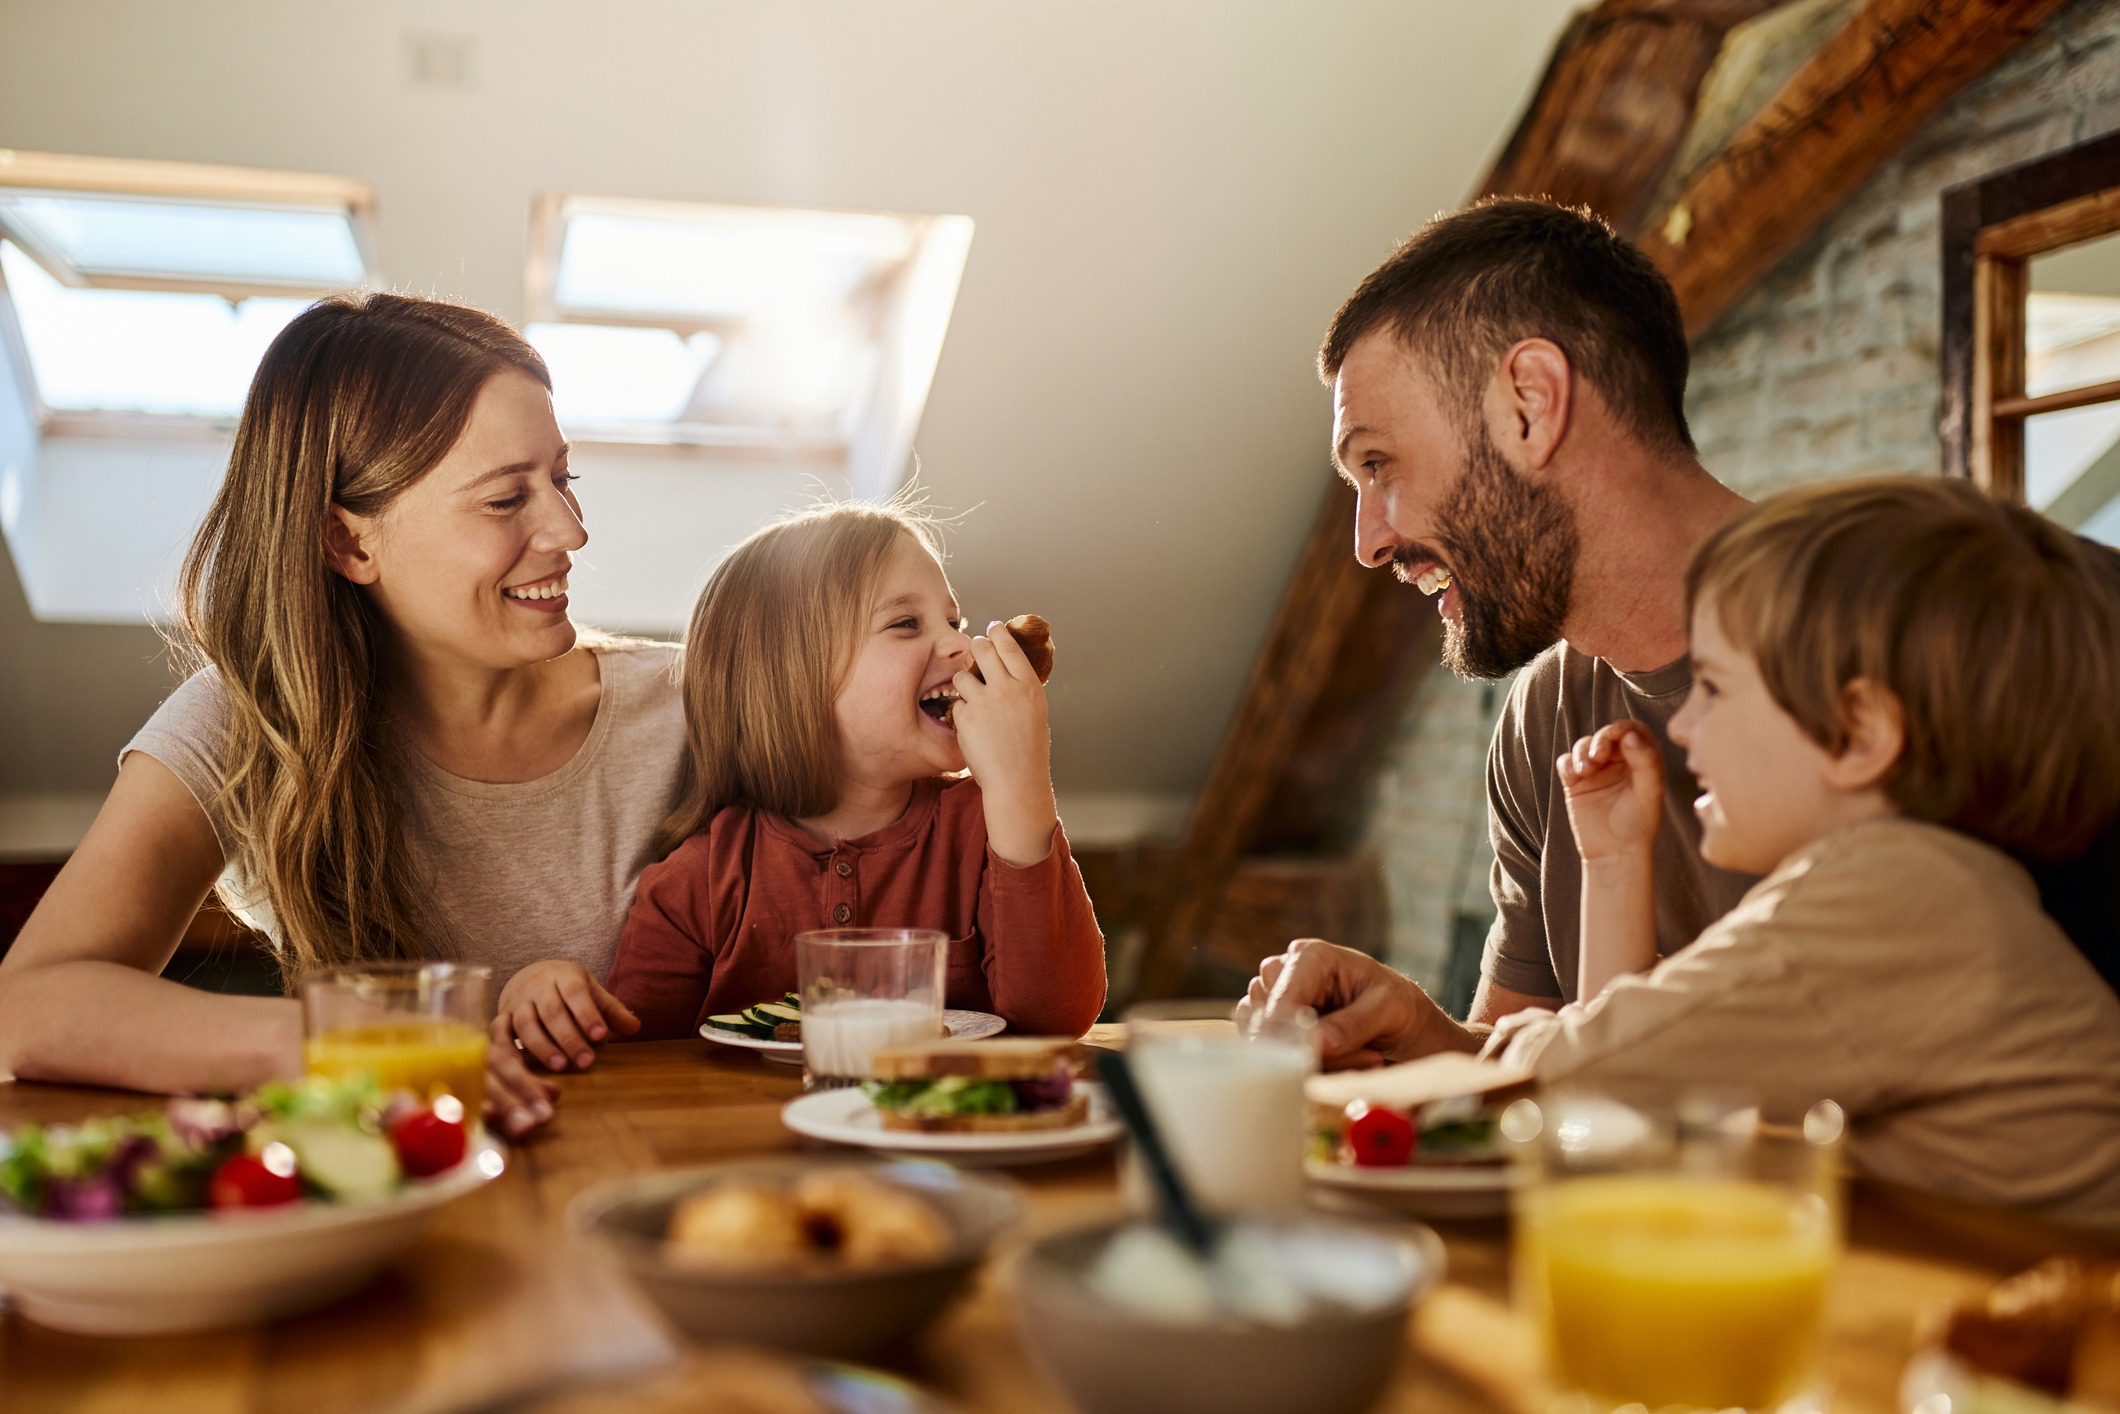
[485,1038,559,1137]
[1236,936,1482,1068]
[493,960,642,1073]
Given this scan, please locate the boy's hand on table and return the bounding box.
[953,621,1059,866]
[485,1039,559,1138]
[492,960,641,1073]
[1558,720,1664,862]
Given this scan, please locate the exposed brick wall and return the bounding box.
[1354,666,1511,993]
[1355,0,2120,996]
[1689,0,2120,495]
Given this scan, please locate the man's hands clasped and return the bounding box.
[1234,936,1471,1069]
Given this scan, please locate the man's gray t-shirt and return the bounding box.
[1481,642,1759,1003]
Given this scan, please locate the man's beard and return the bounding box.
[1397,426,1579,681]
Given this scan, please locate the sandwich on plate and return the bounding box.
[1304,1052,1530,1169]
[862,1037,1086,1133]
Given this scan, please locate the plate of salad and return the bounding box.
[0,1074,504,1335]
[699,993,1006,1065]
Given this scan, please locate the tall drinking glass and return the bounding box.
[796,929,947,1092]
[301,962,491,1113]
[1510,1092,1845,1414]
[1123,998,1318,1215]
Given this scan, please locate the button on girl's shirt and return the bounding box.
[835,860,853,878]
[834,902,852,923]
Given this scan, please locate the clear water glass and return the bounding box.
[1123,998,1318,1215]
[795,928,947,1092]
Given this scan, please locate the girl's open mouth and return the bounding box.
[918,686,961,726]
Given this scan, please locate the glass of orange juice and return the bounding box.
[1510,1092,1844,1414]
[302,962,491,1114]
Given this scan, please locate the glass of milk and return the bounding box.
[1123,999,1318,1215]
[796,929,948,1092]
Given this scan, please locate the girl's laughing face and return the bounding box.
[831,532,974,789]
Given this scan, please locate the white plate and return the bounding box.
[1304,1156,1523,1219]
[781,1083,1121,1166]
[0,1128,506,1335]
[701,1009,1006,1066]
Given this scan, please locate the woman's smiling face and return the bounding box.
[830,532,973,789]
[332,369,586,672]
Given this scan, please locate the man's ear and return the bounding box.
[323,505,381,586]
[1486,337,1572,472]
[1826,678,1905,793]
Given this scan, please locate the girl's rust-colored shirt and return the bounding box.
[606,777,1106,1039]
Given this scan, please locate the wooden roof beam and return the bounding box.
[1637,0,2075,338]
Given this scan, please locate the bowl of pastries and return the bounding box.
[1903,1258,2120,1414]
[568,1158,1022,1359]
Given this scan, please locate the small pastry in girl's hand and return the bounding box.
[997,614,1054,684]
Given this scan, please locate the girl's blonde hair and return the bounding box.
[654,501,945,857]
[177,292,553,982]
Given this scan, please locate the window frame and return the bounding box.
[1941,129,2120,498]
[0,149,378,437]
[523,191,964,461]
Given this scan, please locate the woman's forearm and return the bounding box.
[0,959,301,1094]
[1577,852,1657,1000]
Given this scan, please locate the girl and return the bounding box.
[495,502,1106,1059]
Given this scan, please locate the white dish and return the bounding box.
[0,1128,506,1335]
[782,1083,1121,1166]
[701,1009,1006,1066]
[1304,1157,1523,1220]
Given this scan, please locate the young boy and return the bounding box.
[1497,476,2120,1231]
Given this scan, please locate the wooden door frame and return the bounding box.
[1941,129,2120,497]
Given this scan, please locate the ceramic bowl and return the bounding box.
[568,1158,1022,1359]
[0,1129,506,1336]
[1014,1215,1443,1414]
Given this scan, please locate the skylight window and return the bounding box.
[0,150,376,425]
[525,195,972,473]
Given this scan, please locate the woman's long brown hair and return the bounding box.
[176,292,551,982]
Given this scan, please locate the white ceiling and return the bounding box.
[0,0,1578,820]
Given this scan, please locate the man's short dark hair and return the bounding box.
[1319,197,1695,456]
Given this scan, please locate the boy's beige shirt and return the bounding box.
[1488,817,2120,1233]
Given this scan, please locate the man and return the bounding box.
[1241,196,2119,1067]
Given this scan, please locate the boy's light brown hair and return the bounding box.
[1687,476,2120,860]
[653,501,947,858]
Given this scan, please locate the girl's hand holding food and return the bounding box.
[492,960,642,1074]
[1558,720,1664,863]
[951,621,1059,867]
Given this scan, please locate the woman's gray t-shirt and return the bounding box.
[121,642,685,990]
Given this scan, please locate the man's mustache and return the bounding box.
[1389,541,1453,586]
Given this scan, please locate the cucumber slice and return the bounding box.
[754,1002,802,1023]
[706,1013,774,1039]
[274,1116,399,1201]
[782,992,802,1010]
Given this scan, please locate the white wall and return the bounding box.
[0,0,1576,828]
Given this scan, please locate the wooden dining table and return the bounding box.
[2,1032,2114,1414]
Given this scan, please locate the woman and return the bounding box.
[0,293,684,1136]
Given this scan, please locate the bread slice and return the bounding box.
[1303,1052,1531,1130]
[877,1091,1089,1134]
[868,1036,1081,1082]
